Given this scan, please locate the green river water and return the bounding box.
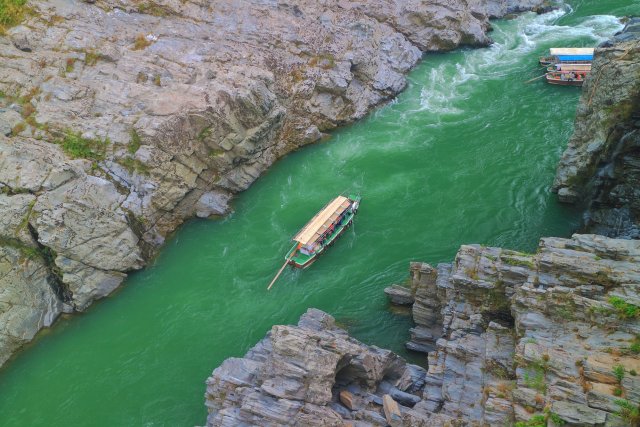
[0,1,638,426]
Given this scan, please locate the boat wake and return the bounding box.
[417,5,624,116]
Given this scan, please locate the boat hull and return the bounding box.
[286,209,356,269]
[545,77,584,86]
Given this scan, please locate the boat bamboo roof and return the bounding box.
[549,48,594,56]
[555,64,592,71]
[293,196,351,246]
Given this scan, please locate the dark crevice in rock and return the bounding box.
[27,223,72,304]
[0,183,36,196]
[125,210,155,262]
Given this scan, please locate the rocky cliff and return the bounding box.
[553,19,640,239]
[0,0,546,367]
[387,234,640,426]
[205,308,431,426]
[205,234,640,426]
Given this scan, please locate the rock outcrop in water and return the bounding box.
[0,0,545,367]
[553,19,640,239]
[205,308,433,426]
[205,235,640,426]
[388,234,640,426]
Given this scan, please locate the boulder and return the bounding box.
[551,401,607,426]
[384,284,414,305]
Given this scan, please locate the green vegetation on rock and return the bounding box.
[608,296,640,319]
[117,157,149,175]
[84,50,102,66]
[615,400,640,425]
[613,364,625,383]
[56,131,109,160]
[0,0,28,34]
[0,237,40,260]
[549,412,566,426]
[136,1,171,16]
[128,129,141,154]
[502,256,535,269]
[515,414,546,427]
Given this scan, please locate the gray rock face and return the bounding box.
[0,0,544,368]
[385,234,640,426]
[0,246,63,368]
[206,234,640,425]
[205,308,429,426]
[553,21,640,239]
[384,284,414,305]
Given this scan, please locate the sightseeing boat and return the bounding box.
[546,63,592,73]
[285,194,361,269]
[539,47,594,66]
[545,71,587,86]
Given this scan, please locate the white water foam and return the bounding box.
[418,5,625,115]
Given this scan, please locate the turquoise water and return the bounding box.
[0,2,635,425]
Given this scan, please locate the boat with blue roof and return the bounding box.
[539,47,594,66]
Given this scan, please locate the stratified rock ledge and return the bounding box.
[204,308,433,427]
[205,234,640,426]
[388,234,640,426]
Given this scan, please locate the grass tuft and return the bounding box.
[515,414,546,427]
[608,296,640,319]
[615,399,640,425]
[11,121,25,135]
[132,34,152,50]
[55,131,108,160]
[128,129,141,154]
[0,0,29,35]
[613,364,625,383]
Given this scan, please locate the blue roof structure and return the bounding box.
[557,55,593,62]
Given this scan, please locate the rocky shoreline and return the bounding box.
[0,0,550,368]
[553,18,640,239]
[206,233,640,426]
[203,16,640,427]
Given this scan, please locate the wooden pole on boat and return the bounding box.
[267,252,294,291]
[525,74,547,84]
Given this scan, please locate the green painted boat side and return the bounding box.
[286,195,360,269]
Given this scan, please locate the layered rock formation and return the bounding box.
[553,19,640,238]
[387,234,640,426]
[206,234,640,426]
[0,0,545,366]
[205,308,433,426]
